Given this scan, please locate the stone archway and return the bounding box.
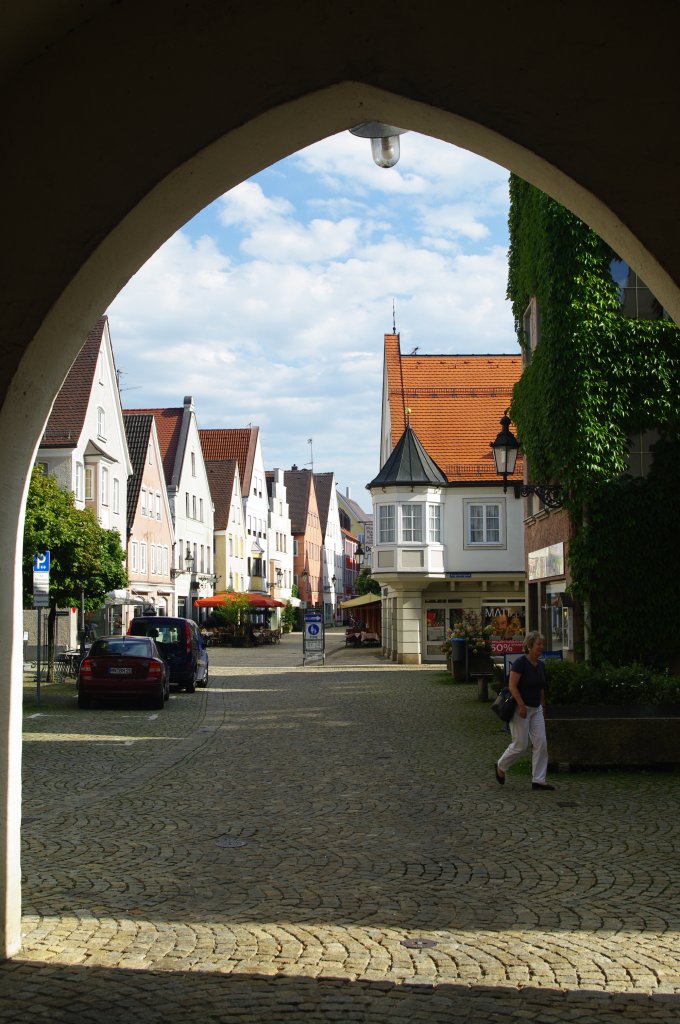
[2,2,679,957]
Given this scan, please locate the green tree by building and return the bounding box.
[23,467,128,679]
[507,176,680,670]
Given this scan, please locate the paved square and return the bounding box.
[4,631,679,1021]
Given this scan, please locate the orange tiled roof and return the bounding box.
[199,428,258,494]
[384,334,524,482]
[125,407,184,484]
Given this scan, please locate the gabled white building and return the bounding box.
[38,316,132,539]
[34,315,133,642]
[199,427,270,595]
[314,472,343,624]
[266,469,294,611]
[205,458,247,594]
[130,397,215,620]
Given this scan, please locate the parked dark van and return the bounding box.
[127,616,209,692]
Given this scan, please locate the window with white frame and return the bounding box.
[200,497,204,522]
[101,466,109,506]
[378,504,395,543]
[148,491,154,519]
[97,407,106,439]
[401,504,423,542]
[156,493,161,520]
[150,545,156,574]
[141,488,147,515]
[185,492,190,517]
[85,466,94,501]
[428,504,441,543]
[140,542,147,573]
[162,546,169,575]
[465,500,503,546]
[130,541,138,572]
[113,478,120,515]
[191,451,196,477]
[75,462,84,502]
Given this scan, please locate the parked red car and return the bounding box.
[78,636,169,709]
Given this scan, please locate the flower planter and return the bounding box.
[546,704,680,769]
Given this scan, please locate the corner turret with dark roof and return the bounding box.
[368,419,448,490]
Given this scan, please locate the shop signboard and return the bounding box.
[528,542,565,581]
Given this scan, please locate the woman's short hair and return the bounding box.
[523,630,544,653]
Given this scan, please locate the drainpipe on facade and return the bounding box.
[582,506,591,663]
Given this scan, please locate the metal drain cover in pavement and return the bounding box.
[215,835,247,848]
[401,938,437,949]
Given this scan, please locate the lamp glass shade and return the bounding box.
[371,135,400,168]
[491,416,520,477]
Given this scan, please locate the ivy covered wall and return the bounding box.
[507,175,680,668]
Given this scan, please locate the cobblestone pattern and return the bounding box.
[4,630,679,1021]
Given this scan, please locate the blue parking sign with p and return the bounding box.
[33,551,50,572]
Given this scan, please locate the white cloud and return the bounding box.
[108,136,516,500]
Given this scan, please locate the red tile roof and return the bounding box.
[126,407,184,484]
[41,316,106,447]
[199,428,258,494]
[384,334,524,482]
[205,459,238,531]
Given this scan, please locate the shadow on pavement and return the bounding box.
[0,961,676,1023]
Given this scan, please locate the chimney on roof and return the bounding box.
[184,396,194,408]
[291,464,298,470]
[346,486,351,498]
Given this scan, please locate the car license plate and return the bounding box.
[109,667,132,675]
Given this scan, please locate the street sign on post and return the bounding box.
[303,611,325,665]
[33,551,50,609]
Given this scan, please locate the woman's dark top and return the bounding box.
[510,654,546,707]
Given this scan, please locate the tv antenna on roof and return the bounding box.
[306,437,314,473]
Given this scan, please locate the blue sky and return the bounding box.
[108,131,519,507]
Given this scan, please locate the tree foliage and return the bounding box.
[508,175,680,499]
[506,176,680,667]
[355,568,380,596]
[23,467,128,677]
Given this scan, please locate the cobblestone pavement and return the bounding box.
[4,629,680,1022]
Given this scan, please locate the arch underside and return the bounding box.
[1,0,678,956]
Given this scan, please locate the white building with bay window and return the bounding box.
[370,334,525,664]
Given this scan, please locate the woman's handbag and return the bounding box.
[491,686,516,723]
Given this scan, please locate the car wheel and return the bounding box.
[77,693,89,709]
[152,688,165,710]
[185,676,196,693]
[199,668,209,688]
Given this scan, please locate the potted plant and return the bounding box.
[449,611,493,681]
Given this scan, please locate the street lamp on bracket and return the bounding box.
[490,414,563,510]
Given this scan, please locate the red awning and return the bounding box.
[194,592,284,609]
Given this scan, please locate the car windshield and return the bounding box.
[130,622,184,645]
[90,638,154,658]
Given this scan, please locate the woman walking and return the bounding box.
[495,630,555,790]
